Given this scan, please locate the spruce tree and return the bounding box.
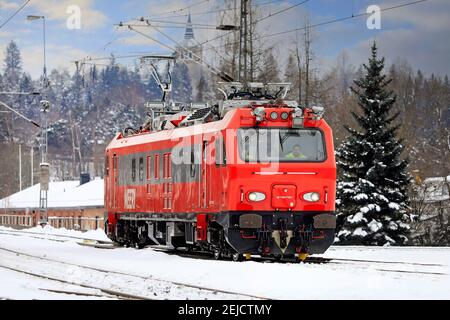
[336,43,411,246]
[3,41,22,88]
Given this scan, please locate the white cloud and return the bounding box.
[0,0,18,10]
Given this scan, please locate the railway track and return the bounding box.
[1,228,447,277]
[0,246,270,300]
[157,248,448,276]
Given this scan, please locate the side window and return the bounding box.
[163,154,171,179]
[154,154,160,180]
[222,138,227,166]
[146,156,152,180]
[131,158,136,182]
[168,154,172,178]
[139,157,144,181]
[214,137,226,166]
[215,138,221,167]
[105,157,109,176]
[190,147,196,178]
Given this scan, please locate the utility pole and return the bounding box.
[19,144,22,191]
[304,18,311,108]
[248,0,254,82]
[238,0,249,84]
[28,14,50,226]
[39,100,50,226]
[31,147,34,186]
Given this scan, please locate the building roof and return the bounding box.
[184,13,194,40]
[0,179,104,210]
[421,175,450,202]
[182,13,197,48]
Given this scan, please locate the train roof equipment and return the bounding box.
[124,80,325,137]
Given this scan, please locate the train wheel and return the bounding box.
[273,255,282,262]
[232,253,243,262]
[136,239,147,249]
[213,249,222,260]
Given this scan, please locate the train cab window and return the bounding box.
[154,154,160,180]
[146,156,152,180]
[238,128,326,163]
[131,158,136,182]
[139,157,144,181]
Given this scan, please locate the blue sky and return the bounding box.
[0,0,448,78]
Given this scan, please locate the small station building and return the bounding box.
[0,178,104,231]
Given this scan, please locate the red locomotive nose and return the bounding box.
[271,185,297,210]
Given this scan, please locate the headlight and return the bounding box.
[248,192,266,202]
[303,192,321,202]
[269,111,278,120]
[281,112,289,120]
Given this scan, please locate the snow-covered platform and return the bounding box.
[0,226,448,300]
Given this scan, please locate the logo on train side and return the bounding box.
[125,189,136,209]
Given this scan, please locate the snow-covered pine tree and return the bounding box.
[3,41,22,88]
[336,43,411,246]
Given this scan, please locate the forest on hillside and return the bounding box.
[0,39,449,199]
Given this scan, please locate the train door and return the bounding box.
[163,153,173,210]
[105,152,110,208]
[213,135,224,210]
[201,140,209,208]
[112,154,118,209]
[146,155,153,212]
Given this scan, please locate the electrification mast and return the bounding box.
[27,14,50,226]
[238,0,249,84]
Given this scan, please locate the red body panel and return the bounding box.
[105,107,336,222]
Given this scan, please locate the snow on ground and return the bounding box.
[0,225,110,242]
[0,229,449,300]
[0,266,114,300]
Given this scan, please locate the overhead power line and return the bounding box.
[199,0,432,52]
[261,0,432,38]
[194,0,310,48]
[254,0,309,24]
[0,0,32,29]
[117,23,220,30]
[148,0,211,18]
[139,0,287,20]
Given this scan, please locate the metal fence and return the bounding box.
[0,215,34,228]
[47,216,104,231]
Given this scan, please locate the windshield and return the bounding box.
[238,128,326,163]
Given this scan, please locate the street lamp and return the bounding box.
[27,15,47,80]
[27,15,50,226]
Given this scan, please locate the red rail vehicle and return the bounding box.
[105,83,336,261]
